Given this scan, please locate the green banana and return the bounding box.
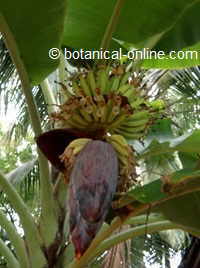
[87,71,96,95]
[72,81,82,96]
[109,114,128,129]
[122,118,149,127]
[119,71,131,87]
[117,84,132,95]
[79,75,92,96]
[97,69,107,94]
[111,77,120,92]
[79,109,93,123]
[115,129,143,140]
[127,111,149,121]
[117,124,146,134]
[107,106,120,123]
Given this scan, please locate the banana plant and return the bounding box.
[0,1,200,267]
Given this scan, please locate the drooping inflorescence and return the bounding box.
[37,62,166,258]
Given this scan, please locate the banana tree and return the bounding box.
[0,0,200,267]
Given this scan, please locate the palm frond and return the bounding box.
[167,67,200,134]
[6,85,50,143]
[0,160,40,210]
[170,67,200,98]
[0,35,15,87]
[0,36,49,143]
[0,35,19,115]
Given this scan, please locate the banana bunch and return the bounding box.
[59,138,91,182]
[106,134,137,192]
[53,63,164,141]
[110,110,151,140]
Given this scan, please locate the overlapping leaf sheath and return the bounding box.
[69,140,118,257]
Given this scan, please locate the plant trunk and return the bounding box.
[178,236,200,268]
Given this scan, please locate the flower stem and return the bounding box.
[100,0,125,50]
[0,171,46,267]
[40,79,57,114]
[92,221,178,259]
[0,238,20,268]
[0,13,57,250]
[0,210,29,268]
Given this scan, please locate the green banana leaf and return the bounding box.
[63,0,200,50]
[119,167,200,231]
[0,0,67,85]
[139,130,200,158]
[63,0,200,68]
[1,0,200,84]
[122,119,200,231]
